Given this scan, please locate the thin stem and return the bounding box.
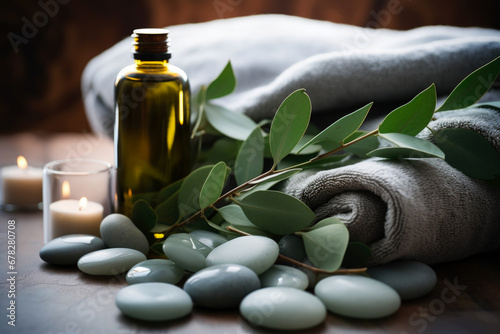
[226,226,366,275]
[277,254,366,275]
[313,128,379,162]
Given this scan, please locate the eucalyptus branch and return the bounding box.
[164,128,380,234]
[226,226,366,276]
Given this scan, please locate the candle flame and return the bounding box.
[17,156,28,170]
[62,181,71,199]
[79,197,88,211]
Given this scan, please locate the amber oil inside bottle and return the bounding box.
[114,29,190,217]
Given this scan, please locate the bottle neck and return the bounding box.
[134,59,169,68]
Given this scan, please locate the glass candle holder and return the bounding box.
[43,159,113,243]
[1,156,43,211]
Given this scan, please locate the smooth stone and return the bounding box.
[189,230,227,249]
[259,264,309,290]
[100,213,149,255]
[39,234,106,265]
[126,259,184,285]
[78,248,146,275]
[184,264,260,309]
[205,236,279,275]
[278,234,307,262]
[314,275,401,319]
[240,287,326,330]
[116,282,192,321]
[162,233,212,272]
[367,260,437,300]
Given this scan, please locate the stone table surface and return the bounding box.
[1,133,500,334]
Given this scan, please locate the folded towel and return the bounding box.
[81,14,500,137]
[284,107,500,265]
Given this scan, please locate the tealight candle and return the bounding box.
[49,197,103,239]
[43,159,112,243]
[1,156,43,210]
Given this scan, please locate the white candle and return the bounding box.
[1,156,43,207]
[49,197,103,239]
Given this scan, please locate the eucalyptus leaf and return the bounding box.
[205,103,257,140]
[178,165,213,218]
[269,89,312,167]
[199,161,229,209]
[342,242,372,268]
[437,55,500,112]
[191,86,207,138]
[237,178,285,200]
[154,190,180,226]
[156,178,183,203]
[291,134,323,155]
[368,133,445,159]
[204,216,232,234]
[302,223,349,272]
[131,199,157,235]
[235,126,265,185]
[206,61,236,100]
[434,127,500,180]
[217,204,253,226]
[309,217,344,230]
[298,102,372,153]
[200,137,241,167]
[342,131,381,157]
[379,84,436,136]
[237,190,315,235]
[150,223,172,233]
[472,101,500,112]
[217,205,273,237]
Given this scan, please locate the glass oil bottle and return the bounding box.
[114,28,190,217]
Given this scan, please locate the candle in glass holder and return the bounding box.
[49,196,103,239]
[1,156,43,209]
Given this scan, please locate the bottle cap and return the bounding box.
[131,28,171,60]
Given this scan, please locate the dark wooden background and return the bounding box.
[2,0,500,134]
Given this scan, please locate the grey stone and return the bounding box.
[77,248,146,275]
[367,260,437,300]
[314,275,401,319]
[240,287,326,330]
[259,264,309,290]
[116,282,192,321]
[162,233,212,272]
[100,213,149,255]
[205,236,279,275]
[126,259,184,285]
[189,230,227,249]
[39,234,106,265]
[184,264,260,309]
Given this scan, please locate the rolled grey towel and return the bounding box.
[284,107,500,265]
[81,14,500,137]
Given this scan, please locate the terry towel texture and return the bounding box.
[81,14,500,265]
